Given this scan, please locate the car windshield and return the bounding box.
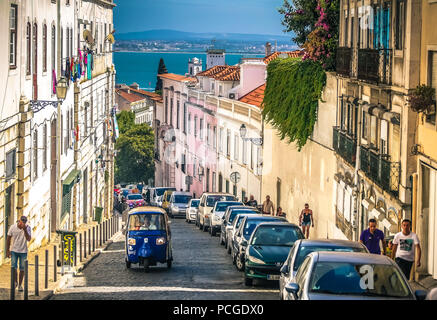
[156,188,175,197]
[309,262,411,298]
[251,226,303,246]
[128,214,165,231]
[127,194,143,200]
[293,245,368,271]
[174,195,192,203]
[206,195,237,207]
[234,215,247,229]
[229,210,257,223]
[215,202,242,212]
[190,200,200,208]
[244,219,276,237]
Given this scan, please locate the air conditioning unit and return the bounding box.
[229,93,236,100]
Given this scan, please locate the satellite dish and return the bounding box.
[83,29,95,45]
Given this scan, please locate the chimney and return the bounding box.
[130,82,140,90]
[265,42,272,57]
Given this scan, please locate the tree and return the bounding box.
[115,123,155,185]
[116,110,135,135]
[155,58,168,93]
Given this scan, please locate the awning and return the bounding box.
[62,169,81,195]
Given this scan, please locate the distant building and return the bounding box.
[206,49,226,70]
[187,58,203,77]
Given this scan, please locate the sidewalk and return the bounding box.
[410,275,437,294]
[0,214,121,301]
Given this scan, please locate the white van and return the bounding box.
[198,193,237,231]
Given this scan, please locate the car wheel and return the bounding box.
[167,260,172,269]
[125,259,131,269]
[244,276,253,286]
[232,250,236,265]
[143,259,150,273]
[224,237,228,249]
[203,223,208,232]
[211,227,216,237]
[220,233,225,245]
[236,254,245,271]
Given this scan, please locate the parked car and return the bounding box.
[126,193,146,209]
[219,206,257,248]
[186,199,200,223]
[207,201,244,236]
[279,239,369,300]
[161,190,175,213]
[168,192,192,218]
[283,251,427,300]
[226,211,260,254]
[150,187,176,206]
[231,215,287,271]
[198,193,237,231]
[244,222,304,286]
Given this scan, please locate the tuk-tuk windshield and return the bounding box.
[128,214,166,231]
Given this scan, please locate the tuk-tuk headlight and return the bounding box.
[128,238,136,245]
[156,237,166,245]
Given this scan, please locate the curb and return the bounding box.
[42,237,116,300]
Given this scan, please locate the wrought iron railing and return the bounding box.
[336,47,352,77]
[359,145,400,197]
[357,48,392,85]
[333,127,357,167]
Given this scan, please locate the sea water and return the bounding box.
[114,51,264,92]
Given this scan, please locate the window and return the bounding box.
[183,103,187,133]
[27,23,31,75]
[207,124,210,145]
[213,126,217,149]
[362,111,369,140]
[170,98,173,126]
[165,95,168,123]
[200,118,204,140]
[194,116,198,137]
[395,0,405,50]
[242,138,247,164]
[234,134,239,161]
[51,26,56,72]
[33,130,38,180]
[33,23,38,75]
[6,149,16,178]
[43,124,48,171]
[427,51,437,125]
[9,5,17,68]
[219,127,224,153]
[226,179,230,193]
[226,129,231,157]
[187,113,191,134]
[176,101,180,129]
[43,24,47,72]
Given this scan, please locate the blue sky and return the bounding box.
[114,0,287,35]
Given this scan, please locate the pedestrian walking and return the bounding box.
[243,197,249,205]
[262,195,275,215]
[247,195,258,208]
[359,218,386,255]
[299,203,314,239]
[391,219,421,279]
[6,216,32,292]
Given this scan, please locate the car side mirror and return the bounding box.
[285,283,299,295]
[241,239,248,247]
[280,264,289,275]
[415,290,428,301]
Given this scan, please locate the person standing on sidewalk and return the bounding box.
[391,219,421,279]
[262,195,275,215]
[359,218,387,255]
[247,195,258,208]
[299,203,314,239]
[6,216,32,292]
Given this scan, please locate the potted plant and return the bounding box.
[409,84,436,114]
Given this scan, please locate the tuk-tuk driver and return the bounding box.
[148,216,158,230]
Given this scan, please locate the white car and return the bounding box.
[186,199,200,223]
[207,201,243,236]
[198,193,237,232]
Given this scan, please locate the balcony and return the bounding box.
[357,49,392,85]
[336,47,352,77]
[360,146,400,197]
[333,127,357,167]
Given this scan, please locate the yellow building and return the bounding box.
[415,0,437,281]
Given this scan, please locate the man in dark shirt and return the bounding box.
[359,218,386,255]
[247,195,258,208]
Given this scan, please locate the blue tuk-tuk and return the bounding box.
[124,207,173,271]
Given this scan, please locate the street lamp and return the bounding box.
[239,124,263,146]
[56,76,68,231]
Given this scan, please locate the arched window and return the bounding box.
[26,22,31,75]
[43,24,47,72]
[51,25,56,72]
[43,123,48,171]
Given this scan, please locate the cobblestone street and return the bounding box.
[50,218,279,300]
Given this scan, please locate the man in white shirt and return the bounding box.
[391,219,421,280]
[6,216,32,292]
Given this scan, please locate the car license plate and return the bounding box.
[267,275,280,280]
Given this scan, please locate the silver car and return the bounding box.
[168,192,192,218]
[283,251,427,300]
[279,239,368,300]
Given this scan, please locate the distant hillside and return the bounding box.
[117,29,293,43]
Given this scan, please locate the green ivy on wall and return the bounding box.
[262,58,326,151]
